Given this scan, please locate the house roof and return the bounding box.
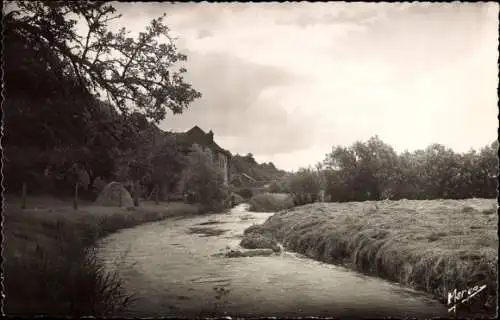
[175,126,231,157]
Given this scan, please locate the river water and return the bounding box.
[97,204,449,318]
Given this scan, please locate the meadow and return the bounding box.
[243,198,498,316]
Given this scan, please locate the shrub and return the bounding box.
[268,179,288,193]
[178,144,230,212]
[286,168,322,205]
[236,188,253,199]
[248,193,294,212]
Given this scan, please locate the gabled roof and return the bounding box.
[175,126,231,157]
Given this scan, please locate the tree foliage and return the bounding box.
[280,137,497,204]
[4,1,201,123]
[3,1,201,199]
[320,137,498,202]
[114,125,188,199]
[230,154,286,184]
[287,167,322,205]
[178,144,230,211]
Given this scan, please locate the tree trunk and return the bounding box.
[155,183,159,205]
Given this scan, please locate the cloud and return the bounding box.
[275,7,380,28]
[108,2,498,171]
[160,50,317,156]
[196,29,213,39]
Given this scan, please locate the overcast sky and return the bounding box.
[110,2,499,171]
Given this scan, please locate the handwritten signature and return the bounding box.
[447,284,487,313]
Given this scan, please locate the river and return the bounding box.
[97,204,449,318]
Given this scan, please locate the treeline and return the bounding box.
[230,153,286,186]
[270,136,498,204]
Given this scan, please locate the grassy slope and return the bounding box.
[245,198,498,316]
[3,196,200,316]
[248,193,294,212]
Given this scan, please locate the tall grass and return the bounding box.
[3,198,200,316]
[244,199,498,316]
[248,192,294,212]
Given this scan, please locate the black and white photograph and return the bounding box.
[2,1,499,318]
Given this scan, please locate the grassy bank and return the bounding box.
[243,198,498,316]
[3,196,200,316]
[248,192,294,212]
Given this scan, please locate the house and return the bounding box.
[230,172,256,187]
[175,126,231,185]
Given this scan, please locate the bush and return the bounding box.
[268,180,288,193]
[248,193,294,212]
[236,188,253,199]
[287,168,322,205]
[178,144,230,211]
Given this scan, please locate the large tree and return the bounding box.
[3,1,201,195]
[4,1,201,123]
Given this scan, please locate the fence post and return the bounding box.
[21,182,27,209]
[155,184,159,205]
[119,182,123,207]
[134,180,139,207]
[73,182,79,210]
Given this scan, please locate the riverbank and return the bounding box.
[242,198,498,317]
[3,195,201,316]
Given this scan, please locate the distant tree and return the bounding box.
[179,144,230,211]
[475,143,498,198]
[323,145,360,201]
[287,167,322,205]
[322,137,497,202]
[245,153,256,164]
[230,154,286,186]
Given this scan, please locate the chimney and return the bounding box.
[208,130,214,141]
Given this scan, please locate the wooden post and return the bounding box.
[155,184,159,205]
[119,183,123,207]
[73,182,79,210]
[21,182,27,209]
[134,180,139,207]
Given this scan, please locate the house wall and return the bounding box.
[203,147,229,185]
[215,152,229,185]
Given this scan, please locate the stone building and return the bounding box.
[176,126,231,185]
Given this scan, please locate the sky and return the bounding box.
[108,2,498,171]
